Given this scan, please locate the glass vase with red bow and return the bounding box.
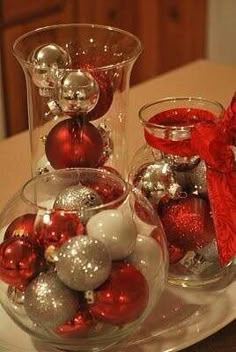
[129,96,236,288]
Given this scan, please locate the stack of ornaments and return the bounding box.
[28,43,115,174]
[131,107,219,272]
[0,175,165,339]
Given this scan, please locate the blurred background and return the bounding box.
[0,0,235,139]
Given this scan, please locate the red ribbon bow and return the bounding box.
[144,97,236,265]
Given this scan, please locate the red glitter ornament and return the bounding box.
[34,211,84,249]
[55,307,94,337]
[45,118,104,169]
[89,262,149,325]
[158,195,215,252]
[0,237,45,287]
[4,214,36,240]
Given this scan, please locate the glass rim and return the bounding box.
[139,96,225,130]
[21,167,129,213]
[13,23,143,72]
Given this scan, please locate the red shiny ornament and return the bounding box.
[89,262,149,325]
[45,118,103,169]
[72,62,113,121]
[55,307,94,337]
[4,214,36,240]
[35,211,84,249]
[0,237,45,287]
[158,195,215,252]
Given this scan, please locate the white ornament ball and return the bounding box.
[56,236,111,291]
[24,272,79,329]
[127,234,164,283]
[86,209,137,260]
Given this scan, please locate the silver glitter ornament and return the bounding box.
[133,162,179,204]
[59,70,99,114]
[24,272,79,329]
[54,185,103,222]
[163,153,200,172]
[29,43,71,89]
[56,236,111,291]
[190,160,208,197]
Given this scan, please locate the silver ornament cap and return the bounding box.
[24,272,79,329]
[56,236,111,291]
[59,70,99,114]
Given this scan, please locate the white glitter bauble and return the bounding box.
[127,234,163,283]
[54,185,102,222]
[29,43,71,89]
[56,236,111,291]
[24,272,79,329]
[59,70,99,114]
[86,209,137,260]
[197,239,219,263]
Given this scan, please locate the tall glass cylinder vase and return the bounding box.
[13,24,142,177]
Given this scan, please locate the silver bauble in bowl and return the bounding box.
[56,236,111,291]
[24,272,79,329]
[29,43,71,89]
[59,70,100,114]
[190,160,208,198]
[54,184,103,222]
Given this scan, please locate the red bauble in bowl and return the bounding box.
[4,214,36,240]
[0,237,45,287]
[89,262,149,325]
[45,118,104,169]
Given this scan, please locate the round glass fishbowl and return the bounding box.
[13,24,142,177]
[0,168,168,351]
[129,97,235,288]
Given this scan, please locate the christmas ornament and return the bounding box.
[89,262,149,325]
[55,306,95,337]
[56,236,111,291]
[24,272,79,329]
[133,162,179,206]
[173,170,194,193]
[86,209,137,260]
[34,210,84,249]
[29,43,71,89]
[163,153,200,172]
[127,234,163,283]
[59,70,99,115]
[0,237,45,287]
[4,214,36,240]
[158,195,215,252]
[73,63,113,121]
[45,118,103,169]
[190,160,207,198]
[54,185,103,222]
